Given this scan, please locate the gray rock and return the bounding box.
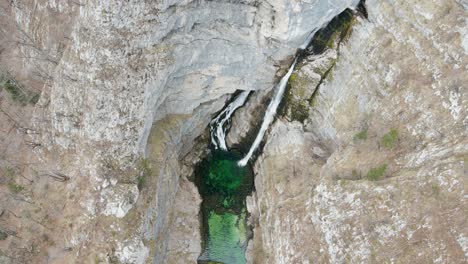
[252,0,468,263]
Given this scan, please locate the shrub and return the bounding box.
[366,164,387,181]
[1,75,39,105]
[8,182,24,194]
[354,129,368,141]
[0,231,7,240]
[381,129,398,148]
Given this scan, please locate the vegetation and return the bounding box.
[381,129,398,148]
[289,72,297,83]
[0,73,39,105]
[366,164,387,181]
[354,129,368,141]
[3,166,25,193]
[280,7,358,122]
[281,72,310,122]
[8,182,24,194]
[0,231,7,240]
[309,9,355,54]
[136,158,152,190]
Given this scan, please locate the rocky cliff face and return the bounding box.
[1,0,362,263]
[0,0,466,263]
[249,0,467,263]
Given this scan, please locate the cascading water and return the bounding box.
[210,91,251,151]
[196,3,364,261]
[197,91,253,264]
[197,56,300,264]
[238,58,298,166]
[197,39,309,264]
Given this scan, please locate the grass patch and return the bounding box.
[366,164,387,181]
[1,74,39,105]
[381,129,398,149]
[354,129,368,141]
[8,182,24,194]
[136,158,152,190]
[289,72,297,83]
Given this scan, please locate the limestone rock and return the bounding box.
[101,184,139,218]
[252,0,468,263]
[166,176,202,263]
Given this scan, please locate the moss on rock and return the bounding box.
[0,73,39,105]
[281,73,312,123]
[309,9,356,54]
[366,164,387,181]
[381,129,398,149]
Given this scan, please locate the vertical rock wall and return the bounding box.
[1,0,365,263]
[252,0,467,263]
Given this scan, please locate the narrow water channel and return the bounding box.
[195,150,254,264]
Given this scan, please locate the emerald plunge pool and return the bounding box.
[195,150,254,264]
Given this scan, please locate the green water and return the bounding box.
[195,150,253,264]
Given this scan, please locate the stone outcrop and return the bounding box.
[2,0,362,262]
[251,0,467,263]
[1,0,466,263]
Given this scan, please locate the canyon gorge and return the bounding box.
[0,0,467,263]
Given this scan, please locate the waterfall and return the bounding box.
[210,90,251,151]
[238,58,298,166]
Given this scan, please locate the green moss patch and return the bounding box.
[354,129,368,141]
[381,129,398,149]
[1,74,39,105]
[281,73,311,123]
[366,164,387,181]
[8,182,24,194]
[309,9,356,54]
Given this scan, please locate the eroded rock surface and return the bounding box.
[2,0,361,262]
[1,0,466,263]
[252,0,467,263]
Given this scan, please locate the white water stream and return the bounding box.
[210,35,312,166]
[210,90,251,150]
[237,58,297,166]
